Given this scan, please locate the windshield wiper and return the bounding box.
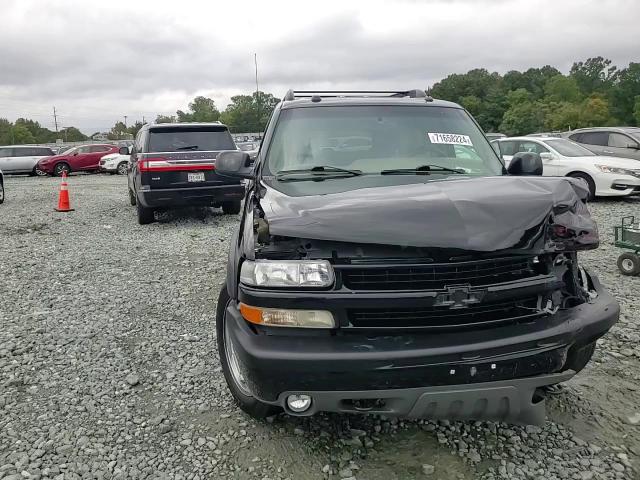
[381,164,466,175]
[176,145,200,150]
[276,165,363,181]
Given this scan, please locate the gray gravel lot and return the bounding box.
[1,174,639,480]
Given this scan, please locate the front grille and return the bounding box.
[347,296,543,330]
[340,256,538,291]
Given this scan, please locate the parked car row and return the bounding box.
[491,136,640,199]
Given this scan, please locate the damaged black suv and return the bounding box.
[214,89,619,425]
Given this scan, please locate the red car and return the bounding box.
[37,144,120,176]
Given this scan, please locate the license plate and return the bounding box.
[187,172,205,182]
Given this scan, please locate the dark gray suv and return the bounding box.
[213,89,619,425]
[567,127,640,161]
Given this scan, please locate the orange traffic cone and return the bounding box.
[54,172,75,212]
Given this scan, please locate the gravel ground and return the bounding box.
[1,174,639,480]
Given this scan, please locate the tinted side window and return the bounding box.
[609,133,637,148]
[90,145,110,153]
[568,133,582,142]
[77,146,91,154]
[518,141,549,154]
[580,132,608,146]
[498,141,518,156]
[12,148,30,157]
[0,148,13,158]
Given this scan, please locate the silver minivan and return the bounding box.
[566,127,640,161]
[0,145,56,175]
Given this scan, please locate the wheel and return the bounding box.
[33,166,47,176]
[128,188,137,206]
[617,252,640,276]
[566,341,596,374]
[53,163,71,177]
[221,201,241,215]
[0,182,4,204]
[136,202,155,224]
[568,172,595,201]
[117,162,128,175]
[216,285,279,418]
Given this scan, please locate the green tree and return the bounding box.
[128,121,144,137]
[220,91,280,132]
[544,75,582,103]
[177,96,220,122]
[544,102,582,131]
[0,118,12,144]
[580,95,611,126]
[610,63,640,124]
[634,96,640,126]
[570,56,618,95]
[59,127,87,142]
[499,89,544,135]
[155,114,176,123]
[9,124,36,144]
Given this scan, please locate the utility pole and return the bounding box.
[123,115,128,128]
[53,106,59,133]
[142,115,145,124]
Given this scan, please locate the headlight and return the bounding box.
[595,164,636,175]
[240,303,335,328]
[240,260,334,288]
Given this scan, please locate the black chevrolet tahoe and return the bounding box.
[125,122,246,224]
[214,89,619,425]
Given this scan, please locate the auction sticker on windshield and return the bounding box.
[428,132,473,146]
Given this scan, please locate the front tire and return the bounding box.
[33,166,47,176]
[221,201,242,215]
[54,162,71,177]
[117,162,128,175]
[0,182,4,204]
[568,172,596,201]
[216,286,278,418]
[136,202,154,224]
[128,188,137,206]
[617,252,640,276]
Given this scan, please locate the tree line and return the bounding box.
[2,57,639,145]
[430,57,640,135]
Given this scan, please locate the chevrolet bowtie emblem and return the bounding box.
[434,285,486,309]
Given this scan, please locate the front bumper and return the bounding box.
[225,271,619,424]
[597,174,640,196]
[138,184,245,208]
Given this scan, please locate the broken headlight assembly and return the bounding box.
[240,259,335,288]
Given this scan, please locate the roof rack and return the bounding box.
[283,89,431,102]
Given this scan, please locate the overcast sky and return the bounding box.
[1,0,638,134]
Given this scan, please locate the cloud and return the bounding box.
[0,0,638,133]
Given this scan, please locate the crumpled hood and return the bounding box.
[260,176,595,252]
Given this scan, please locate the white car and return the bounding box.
[492,136,640,199]
[0,145,56,176]
[99,146,131,175]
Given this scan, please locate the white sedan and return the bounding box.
[492,136,640,199]
[99,146,131,175]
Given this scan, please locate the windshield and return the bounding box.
[148,126,235,152]
[264,106,503,180]
[61,147,78,155]
[546,139,595,157]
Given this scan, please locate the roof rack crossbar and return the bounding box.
[283,89,427,101]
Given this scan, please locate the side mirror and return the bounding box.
[119,146,129,155]
[216,151,254,179]
[626,143,640,150]
[539,152,554,160]
[507,152,543,176]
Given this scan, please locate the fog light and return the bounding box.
[286,394,312,413]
